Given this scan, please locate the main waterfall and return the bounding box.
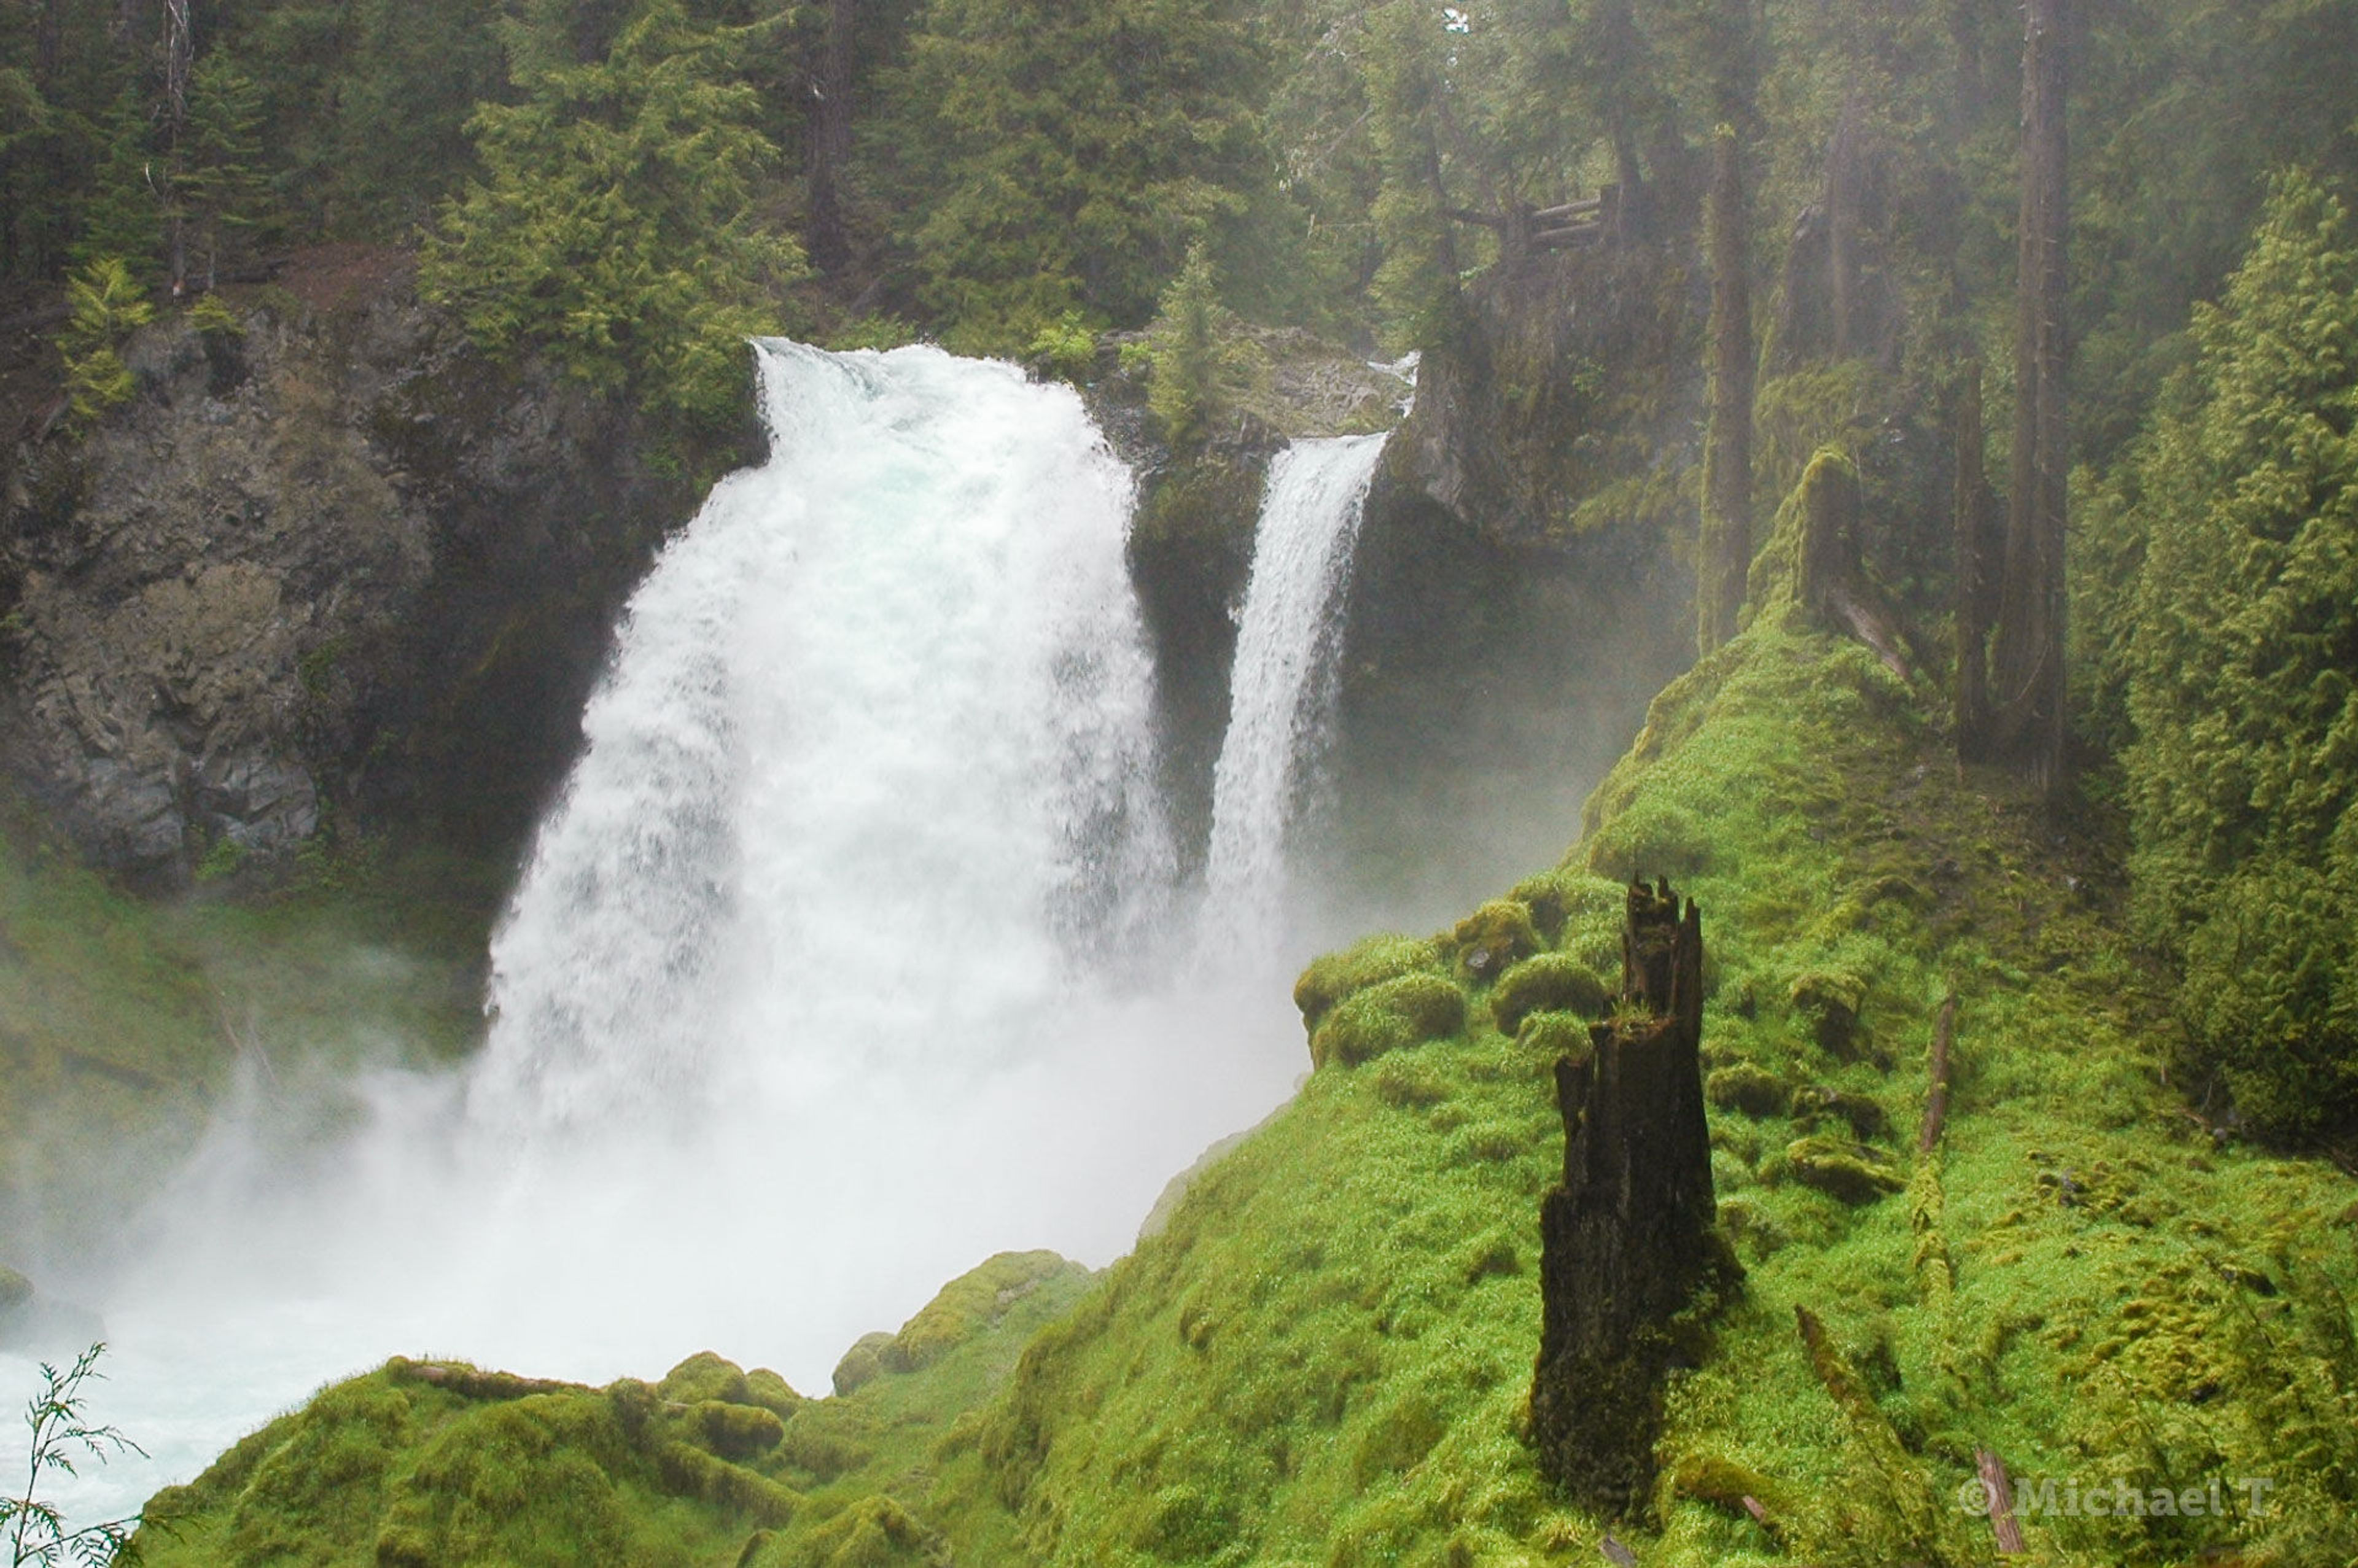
[470,341,1172,1135]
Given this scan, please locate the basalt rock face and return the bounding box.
[1530,879,1738,1516]
[0,249,751,887]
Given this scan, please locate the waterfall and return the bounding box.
[470,341,1172,1135]
[50,344,1313,1516]
[1200,434,1387,948]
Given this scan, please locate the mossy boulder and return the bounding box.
[831,1333,895,1397]
[1309,972,1468,1068]
[1515,1009,1596,1062]
[1706,1062,1789,1118]
[694,1400,784,1461]
[744,1368,804,1422]
[882,1250,1089,1375]
[1508,874,1573,941]
[1788,970,1868,1057]
[1490,952,1610,1036]
[1784,1136,1904,1205]
[1789,1084,1888,1139]
[746,1493,939,1567]
[1293,934,1446,1031]
[659,1352,751,1408]
[1451,899,1539,982]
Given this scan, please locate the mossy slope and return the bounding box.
[128,617,2358,1567]
[131,1251,1093,1567]
[936,617,2358,1566]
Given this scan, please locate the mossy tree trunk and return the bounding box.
[1698,123,1755,653]
[1988,0,2070,794]
[1530,880,1736,1516]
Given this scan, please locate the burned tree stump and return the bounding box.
[1530,880,1739,1515]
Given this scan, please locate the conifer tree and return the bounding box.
[2115,173,2358,1140]
[71,84,161,282]
[422,0,806,430]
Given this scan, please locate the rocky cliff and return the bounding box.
[0,247,753,890]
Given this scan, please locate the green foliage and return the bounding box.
[877,0,1272,354]
[56,256,155,430]
[177,52,274,284]
[1021,312,1100,386]
[2,1343,145,1567]
[1308,971,1469,1069]
[69,87,162,284]
[2105,173,2358,1139]
[420,0,805,432]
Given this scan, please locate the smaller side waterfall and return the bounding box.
[1200,433,1388,946]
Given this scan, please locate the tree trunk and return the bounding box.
[1952,363,1999,753]
[805,0,855,274]
[1698,124,1754,653]
[1531,882,1737,1516]
[1989,0,2070,795]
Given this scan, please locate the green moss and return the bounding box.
[1705,1062,1788,1118]
[882,1251,1089,1375]
[1783,1136,1906,1206]
[1293,934,1446,1031]
[1489,952,1609,1036]
[1450,899,1539,982]
[1309,971,1468,1069]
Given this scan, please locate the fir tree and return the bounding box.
[421,0,806,431]
[2117,172,2358,1139]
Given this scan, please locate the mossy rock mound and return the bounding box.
[882,1250,1089,1375]
[1784,1136,1904,1205]
[1705,1062,1789,1118]
[1788,970,1868,1057]
[1293,934,1446,1031]
[1310,972,1468,1069]
[661,1352,752,1408]
[831,1333,895,1397]
[1789,1084,1888,1139]
[1508,874,1572,941]
[1451,899,1539,982]
[1515,1009,1595,1061]
[745,1494,939,1567]
[1490,952,1609,1036]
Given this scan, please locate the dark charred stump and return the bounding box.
[1530,880,1738,1515]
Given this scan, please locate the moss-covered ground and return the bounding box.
[115,613,2358,1566]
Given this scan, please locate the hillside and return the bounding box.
[120,600,2358,1567]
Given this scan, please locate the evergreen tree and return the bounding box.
[70,83,161,282]
[179,49,271,286]
[421,0,806,431]
[2115,173,2358,1139]
[880,0,1271,354]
